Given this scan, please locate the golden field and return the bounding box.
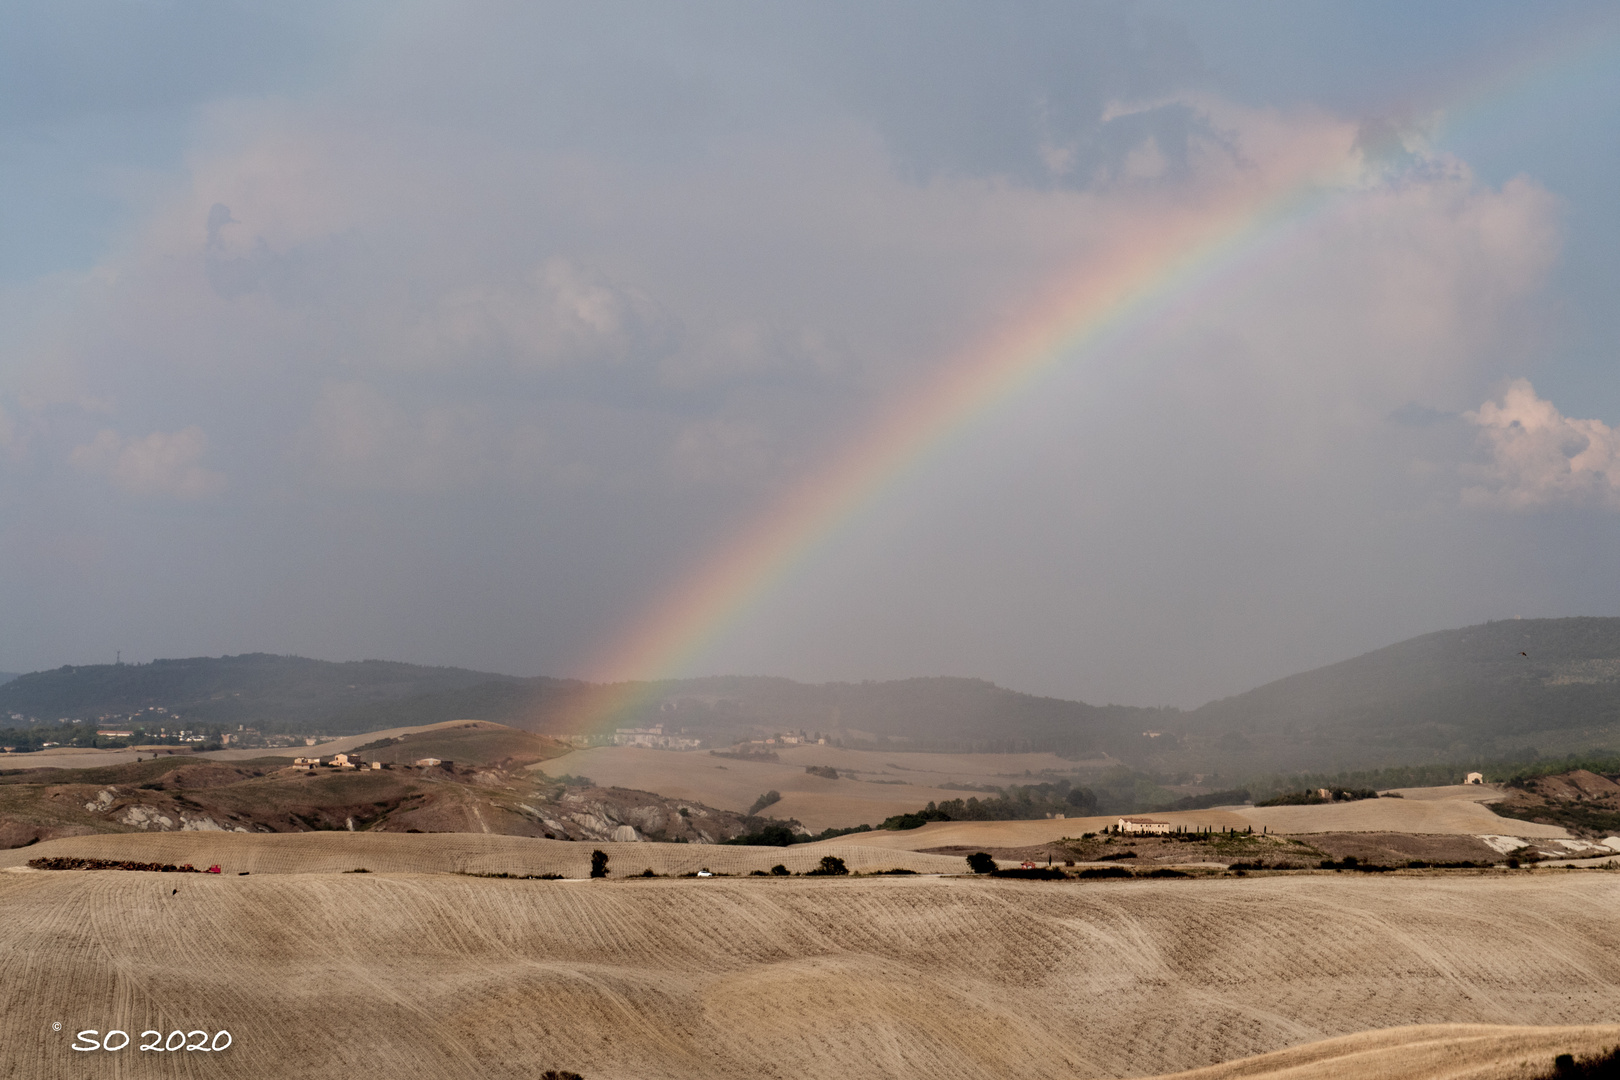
[2,834,1618,1079]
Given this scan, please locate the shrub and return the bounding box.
[589,850,608,879]
[1143,868,1187,878]
[726,821,803,847]
[1076,866,1133,879]
[990,867,1067,880]
[747,790,782,815]
[1545,1045,1620,1078]
[808,855,848,876]
[805,765,839,780]
[965,852,997,874]
[769,864,791,876]
[542,1071,585,1080]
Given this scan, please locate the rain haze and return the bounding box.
[4,1,1620,708]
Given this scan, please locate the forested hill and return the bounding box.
[0,655,1165,753]
[10,618,1620,770]
[1180,617,1620,769]
[598,675,1170,754]
[0,654,566,733]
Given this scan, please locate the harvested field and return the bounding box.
[542,745,981,830]
[1,720,477,772]
[768,745,1110,785]
[1232,786,1570,838]
[1296,831,1510,865]
[1,865,1619,1079]
[1157,1025,1620,1080]
[806,812,1251,852]
[0,831,966,877]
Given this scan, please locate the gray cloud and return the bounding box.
[0,3,1614,708]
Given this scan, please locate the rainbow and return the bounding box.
[567,14,1620,735]
[566,135,1361,731]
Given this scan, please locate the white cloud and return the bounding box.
[69,427,225,499]
[1463,379,1620,509]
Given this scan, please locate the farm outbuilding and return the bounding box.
[1465,772,1484,785]
[1118,817,1172,835]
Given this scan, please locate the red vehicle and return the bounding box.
[205,864,222,874]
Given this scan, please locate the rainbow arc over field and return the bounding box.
[563,17,1620,736]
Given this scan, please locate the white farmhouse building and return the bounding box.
[1118,817,1172,835]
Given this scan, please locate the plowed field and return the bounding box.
[540,745,977,830]
[0,832,966,876]
[2,849,1618,1080]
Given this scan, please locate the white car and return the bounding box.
[696,869,713,878]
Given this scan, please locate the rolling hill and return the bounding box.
[7,617,1620,776]
[0,654,579,734]
[1176,618,1620,772]
[1,863,1618,1079]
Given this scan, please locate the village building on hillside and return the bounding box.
[415,757,442,767]
[330,753,358,769]
[294,756,320,766]
[612,724,702,750]
[1118,817,1171,835]
[1465,772,1484,785]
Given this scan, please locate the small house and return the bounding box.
[1465,772,1484,785]
[1118,817,1171,835]
[294,756,320,766]
[416,757,442,767]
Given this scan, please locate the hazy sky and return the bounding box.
[4,1,1620,707]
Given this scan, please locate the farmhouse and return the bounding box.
[293,756,320,766]
[1118,817,1172,835]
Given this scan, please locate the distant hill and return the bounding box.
[1176,617,1620,772]
[7,618,1620,774]
[595,674,1167,755]
[0,655,1166,754]
[0,673,16,687]
[0,654,570,734]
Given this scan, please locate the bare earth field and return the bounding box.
[0,720,475,771]
[819,786,1574,857]
[1230,787,1571,838]
[1,846,1618,1080]
[544,745,987,830]
[767,745,1109,784]
[0,831,968,877]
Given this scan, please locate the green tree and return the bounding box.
[966,852,996,874]
[815,855,848,876]
[589,850,608,878]
[748,790,782,815]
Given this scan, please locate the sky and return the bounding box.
[3,1,1620,708]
